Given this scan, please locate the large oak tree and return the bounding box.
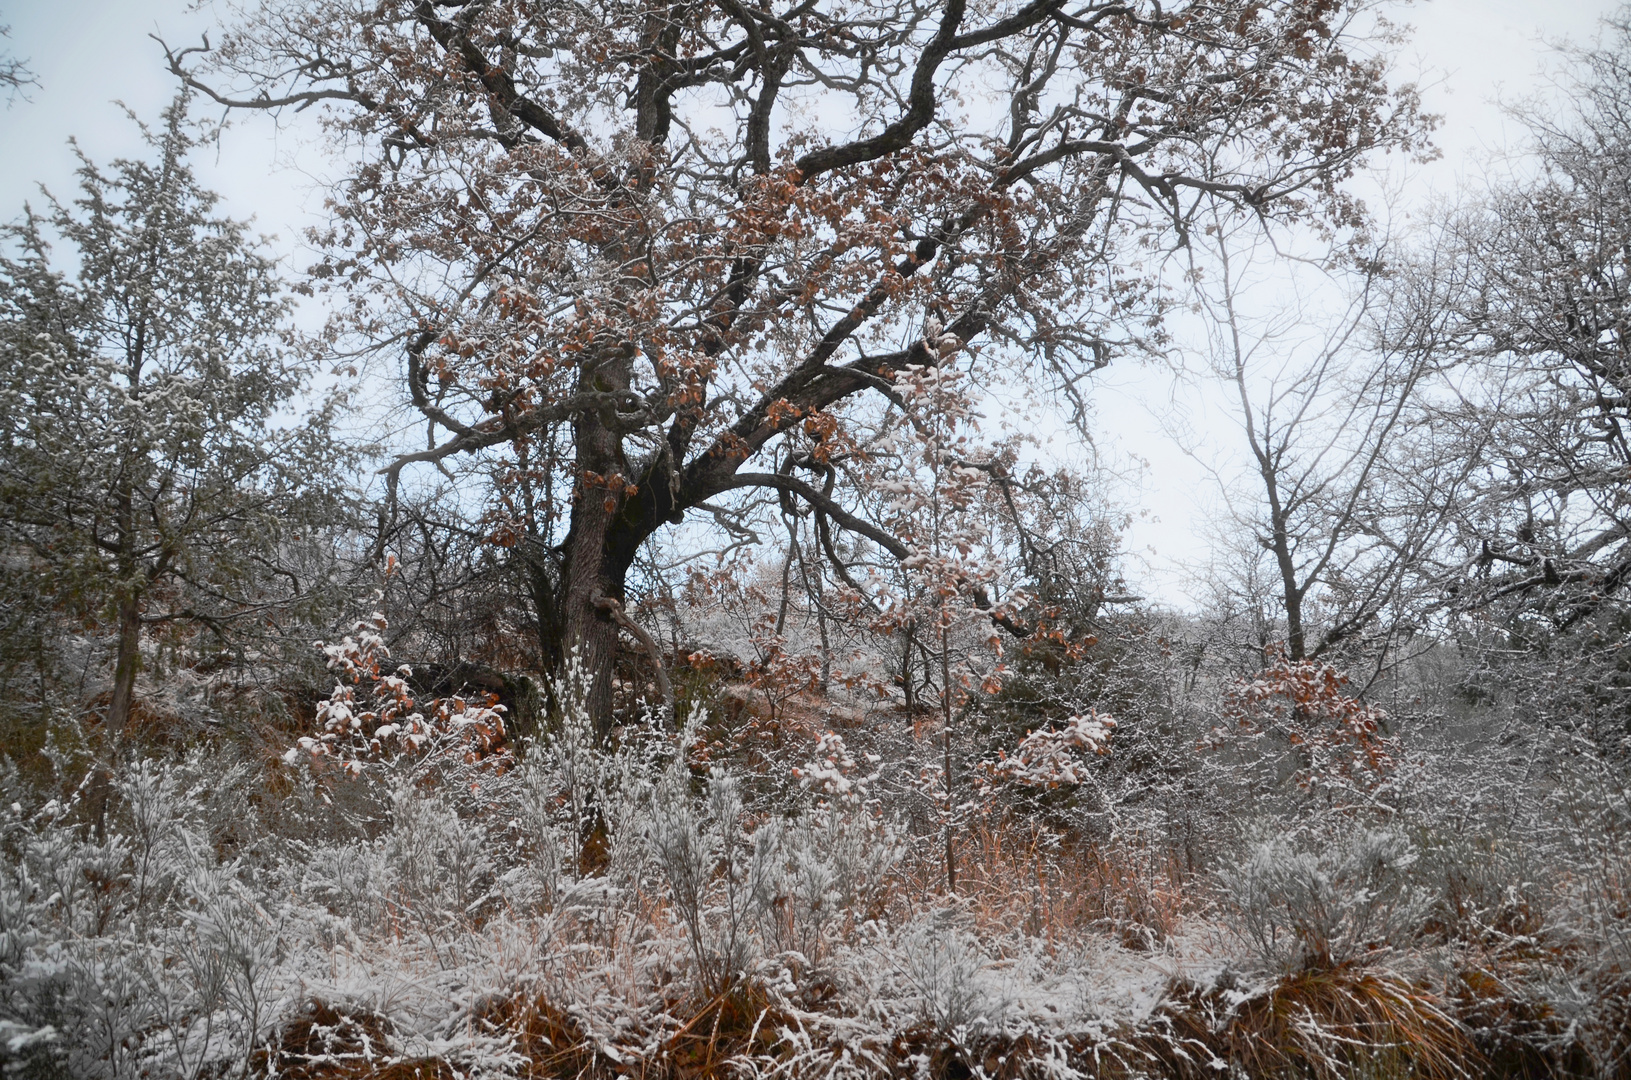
[170,0,1432,732]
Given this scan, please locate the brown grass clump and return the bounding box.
[1457,964,1631,1079]
[472,992,598,1079]
[1587,972,1631,1080]
[1450,963,1594,1079]
[252,999,455,1080]
[661,982,794,1079]
[1133,965,1481,1080]
[887,1024,1054,1080]
[932,816,1188,950]
[468,982,795,1080]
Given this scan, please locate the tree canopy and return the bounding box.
[165,0,1433,731]
[0,97,350,761]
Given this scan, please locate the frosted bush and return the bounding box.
[794,731,864,798]
[288,612,511,776]
[643,719,906,991]
[297,838,388,932]
[0,815,62,1078]
[750,798,902,965]
[0,760,297,1080]
[496,759,570,913]
[132,863,288,1080]
[382,783,497,929]
[894,917,1008,1033]
[646,717,757,991]
[992,712,1117,788]
[1218,824,1429,972]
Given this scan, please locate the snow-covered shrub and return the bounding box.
[893,916,1008,1034]
[0,760,292,1080]
[989,711,1116,788]
[496,753,572,914]
[0,804,66,1078]
[288,610,511,777]
[1410,826,1545,948]
[381,783,498,930]
[645,724,906,992]
[1509,740,1631,1077]
[749,797,903,966]
[497,650,666,894]
[1208,659,1399,806]
[772,733,901,952]
[133,862,286,1080]
[646,719,757,993]
[1218,824,1429,973]
[295,838,386,932]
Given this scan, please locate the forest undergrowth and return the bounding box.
[2,627,1628,1080]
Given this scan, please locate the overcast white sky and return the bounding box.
[0,0,327,254]
[0,0,1623,605]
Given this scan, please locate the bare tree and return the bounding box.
[0,25,36,102]
[164,0,1431,733]
[1371,11,1631,747]
[1422,17,1631,629]
[1187,214,1467,676]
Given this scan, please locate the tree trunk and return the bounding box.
[559,353,639,742]
[107,591,141,740]
[522,538,564,707]
[1274,538,1307,662]
[93,590,141,840]
[1261,468,1307,662]
[800,544,831,695]
[559,501,626,741]
[94,462,143,839]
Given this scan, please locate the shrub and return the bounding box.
[1218,824,1428,973]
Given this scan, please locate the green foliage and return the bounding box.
[0,93,356,749]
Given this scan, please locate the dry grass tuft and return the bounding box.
[1450,963,1594,1079]
[253,999,434,1080]
[1134,965,1481,1080]
[944,817,1188,949]
[888,1025,1041,1080]
[466,982,796,1080]
[661,982,794,1079]
[471,992,598,1079]
[357,1063,459,1080]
